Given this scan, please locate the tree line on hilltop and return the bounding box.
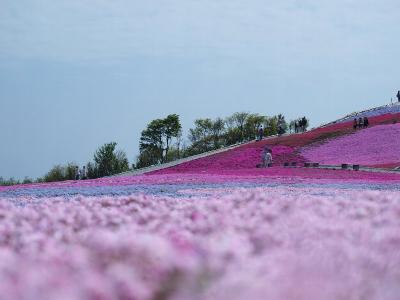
[1,112,309,185]
[1,142,130,185]
[136,112,309,169]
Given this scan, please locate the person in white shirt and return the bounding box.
[262,147,273,167]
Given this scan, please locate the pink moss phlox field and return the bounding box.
[301,124,400,167]
[151,144,304,175]
[1,189,400,300]
[269,112,400,148]
[3,168,400,195]
[152,112,400,175]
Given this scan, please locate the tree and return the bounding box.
[0,177,20,186]
[277,114,287,135]
[227,112,249,142]
[42,162,79,182]
[136,148,157,169]
[114,150,130,174]
[93,142,130,177]
[139,119,164,165]
[187,118,214,154]
[43,165,65,182]
[211,117,225,148]
[187,117,226,154]
[65,162,79,180]
[138,115,182,167]
[263,116,278,136]
[86,162,98,179]
[244,114,266,141]
[22,177,33,184]
[163,114,182,160]
[94,142,117,177]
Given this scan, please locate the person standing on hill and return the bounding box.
[358,117,363,128]
[353,118,358,130]
[81,166,87,180]
[397,90,400,102]
[363,117,369,128]
[257,125,264,141]
[262,147,272,167]
[75,166,80,180]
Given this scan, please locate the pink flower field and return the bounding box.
[2,111,400,300]
[1,187,400,300]
[301,124,400,168]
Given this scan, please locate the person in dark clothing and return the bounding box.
[358,117,363,128]
[397,90,400,102]
[81,166,87,180]
[75,166,80,180]
[353,118,358,130]
[363,117,369,128]
[257,126,264,141]
[298,119,304,132]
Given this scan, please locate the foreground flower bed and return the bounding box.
[301,124,400,167]
[3,168,400,199]
[1,186,400,300]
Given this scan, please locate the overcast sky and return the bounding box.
[1,0,399,179]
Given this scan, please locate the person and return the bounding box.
[363,116,369,128]
[262,147,273,167]
[265,149,273,167]
[81,166,87,180]
[358,117,363,129]
[353,118,358,130]
[257,125,264,141]
[294,121,298,133]
[397,90,400,102]
[277,124,282,135]
[75,166,80,180]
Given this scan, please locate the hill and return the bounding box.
[1,103,400,300]
[149,104,400,175]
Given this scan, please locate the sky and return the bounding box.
[0,0,399,180]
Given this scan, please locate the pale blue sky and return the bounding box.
[1,0,399,179]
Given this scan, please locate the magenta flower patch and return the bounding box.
[301,124,400,167]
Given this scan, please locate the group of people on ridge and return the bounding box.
[256,120,287,142]
[353,116,369,130]
[75,166,87,180]
[294,118,307,133]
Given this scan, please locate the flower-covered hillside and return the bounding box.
[151,144,304,174]
[269,112,400,148]
[337,102,400,124]
[301,123,400,168]
[152,112,400,174]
